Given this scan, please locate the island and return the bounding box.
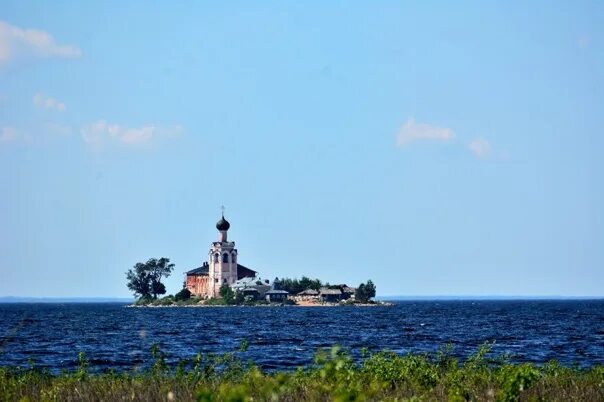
[126,212,387,307]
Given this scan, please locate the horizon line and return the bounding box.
[1,295,603,303]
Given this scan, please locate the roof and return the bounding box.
[265,290,289,295]
[186,263,257,278]
[231,276,258,287]
[186,263,209,275]
[342,287,356,293]
[232,276,269,291]
[319,288,342,295]
[236,263,257,279]
[297,289,320,296]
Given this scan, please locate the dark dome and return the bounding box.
[216,215,230,231]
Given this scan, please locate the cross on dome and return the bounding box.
[216,206,230,231]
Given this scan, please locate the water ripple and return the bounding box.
[0,300,603,372]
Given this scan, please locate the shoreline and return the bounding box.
[126,301,394,308]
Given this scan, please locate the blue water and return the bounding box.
[0,300,603,372]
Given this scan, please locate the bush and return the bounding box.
[204,298,228,306]
[159,297,174,306]
[174,288,192,301]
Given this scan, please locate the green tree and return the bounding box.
[126,258,175,299]
[219,284,236,305]
[299,276,322,291]
[356,283,366,303]
[355,280,376,303]
[126,263,151,298]
[365,280,376,300]
[280,277,324,294]
[151,281,166,299]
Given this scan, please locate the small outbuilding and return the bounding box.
[265,289,289,302]
[297,289,320,297]
[341,286,356,300]
[290,288,320,303]
[319,288,343,303]
[231,276,270,300]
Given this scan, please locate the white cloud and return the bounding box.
[468,137,491,158]
[33,93,66,111]
[0,20,82,66]
[81,120,182,148]
[394,117,502,160]
[395,117,455,146]
[0,126,17,143]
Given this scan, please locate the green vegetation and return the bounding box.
[134,295,201,307]
[203,297,230,306]
[279,276,324,294]
[126,258,175,299]
[132,293,287,307]
[174,288,192,302]
[1,343,602,401]
[219,284,244,305]
[355,280,376,303]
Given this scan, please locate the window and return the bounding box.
[232,253,236,263]
[214,278,218,283]
[222,253,229,263]
[213,253,219,263]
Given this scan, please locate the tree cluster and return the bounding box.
[126,258,175,300]
[279,276,323,294]
[219,284,244,305]
[355,280,376,303]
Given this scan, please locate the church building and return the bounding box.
[184,213,257,298]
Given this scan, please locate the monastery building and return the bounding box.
[184,213,256,298]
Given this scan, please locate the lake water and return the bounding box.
[1,300,603,372]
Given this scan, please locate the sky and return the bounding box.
[1,1,603,298]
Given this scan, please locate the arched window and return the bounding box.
[213,253,219,263]
[232,253,236,263]
[222,253,229,263]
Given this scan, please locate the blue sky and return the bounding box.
[1,1,603,297]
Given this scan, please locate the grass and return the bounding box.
[1,343,603,401]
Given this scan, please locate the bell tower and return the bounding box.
[208,208,238,298]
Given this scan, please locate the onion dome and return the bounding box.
[216,214,230,231]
